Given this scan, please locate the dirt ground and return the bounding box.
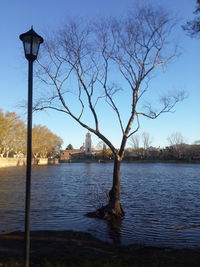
[0,230,200,266]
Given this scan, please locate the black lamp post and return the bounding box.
[19,27,43,267]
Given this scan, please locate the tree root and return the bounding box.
[86,204,125,221]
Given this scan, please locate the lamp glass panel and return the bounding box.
[24,41,31,55]
[32,37,41,57]
[22,36,32,55]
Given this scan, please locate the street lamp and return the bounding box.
[19,27,43,267]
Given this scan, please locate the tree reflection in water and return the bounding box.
[106,216,122,246]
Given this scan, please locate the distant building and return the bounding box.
[85,132,92,155]
[60,149,84,161]
[60,132,93,161]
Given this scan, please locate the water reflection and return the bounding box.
[106,216,122,246]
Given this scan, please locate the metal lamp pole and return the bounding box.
[19,27,43,267]
[24,58,33,267]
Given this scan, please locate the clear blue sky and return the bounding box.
[0,0,199,149]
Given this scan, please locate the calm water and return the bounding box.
[0,162,200,248]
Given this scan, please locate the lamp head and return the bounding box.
[19,27,44,61]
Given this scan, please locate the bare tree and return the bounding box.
[194,140,200,145]
[35,5,185,218]
[96,141,104,151]
[142,132,153,150]
[183,0,200,37]
[167,132,186,146]
[129,134,140,150]
[167,132,186,159]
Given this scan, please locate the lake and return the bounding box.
[0,162,200,248]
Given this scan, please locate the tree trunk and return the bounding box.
[108,156,124,217]
[86,155,124,219]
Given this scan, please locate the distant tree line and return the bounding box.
[65,132,200,162]
[125,132,200,162]
[0,109,63,158]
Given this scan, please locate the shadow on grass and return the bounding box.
[0,231,200,266]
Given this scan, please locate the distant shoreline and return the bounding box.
[0,157,58,168]
[59,158,200,164]
[0,158,199,169]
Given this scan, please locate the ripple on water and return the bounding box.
[0,163,200,248]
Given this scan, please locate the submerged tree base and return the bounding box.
[86,204,125,220]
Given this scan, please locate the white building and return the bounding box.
[85,132,92,155]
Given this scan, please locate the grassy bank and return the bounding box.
[0,230,200,266]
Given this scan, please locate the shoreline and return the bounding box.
[1,158,200,169]
[0,158,59,169]
[0,230,200,266]
[60,159,200,164]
